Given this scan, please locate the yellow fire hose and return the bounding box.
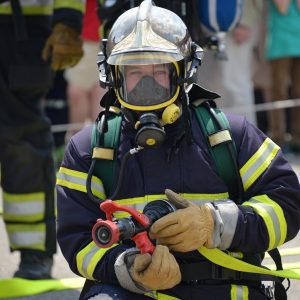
[0,277,85,299]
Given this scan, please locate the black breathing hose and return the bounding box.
[109,146,143,200]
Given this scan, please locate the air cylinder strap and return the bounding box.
[198,247,300,280]
[91,108,122,196]
[192,103,241,201]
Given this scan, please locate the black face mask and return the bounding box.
[127,76,170,106]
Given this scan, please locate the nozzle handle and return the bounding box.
[100,200,150,226]
[132,232,155,254]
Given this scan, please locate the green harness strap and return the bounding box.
[191,103,240,200]
[91,111,122,197]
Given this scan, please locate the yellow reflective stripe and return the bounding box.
[76,241,117,280]
[198,247,300,280]
[231,285,249,300]
[114,193,229,205]
[57,167,106,200]
[3,191,44,202]
[7,223,46,251]
[4,211,44,222]
[254,195,287,247]
[0,5,52,15]
[243,195,287,250]
[54,0,85,12]
[113,192,229,218]
[240,138,280,191]
[3,191,45,222]
[181,192,229,200]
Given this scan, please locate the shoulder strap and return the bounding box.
[91,108,122,197]
[191,101,241,201]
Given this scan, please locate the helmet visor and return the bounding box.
[115,55,180,111]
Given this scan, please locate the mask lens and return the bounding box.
[116,63,179,109]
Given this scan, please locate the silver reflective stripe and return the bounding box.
[241,145,273,184]
[241,138,279,191]
[9,231,45,247]
[228,252,243,259]
[248,199,281,248]
[57,171,85,186]
[236,286,243,300]
[77,241,117,280]
[57,171,104,195]
[231,285,248,300]
[4,200,44,216]
[81,245,99,278]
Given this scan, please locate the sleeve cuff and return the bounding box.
[114,248,150,294]
[209,200,239,250]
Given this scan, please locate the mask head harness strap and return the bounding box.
[180,42,203,86]
[98,39,114,89]
[177,42,204,145]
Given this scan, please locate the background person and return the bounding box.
[266,0,300,152]
[197,0,263,125]
[64,0,106,140]
[0,0,84,279]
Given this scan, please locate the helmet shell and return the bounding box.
[106,0,192,65]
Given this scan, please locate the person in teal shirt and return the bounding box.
[266,0,300,152]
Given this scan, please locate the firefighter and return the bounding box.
[56,1,300,299]
[0,0,84,279]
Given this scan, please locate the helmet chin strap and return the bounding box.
[181,89,193,144]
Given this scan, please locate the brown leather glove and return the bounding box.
[149,189,215,252]
[130,245,181,291]
[42,23,83,71]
